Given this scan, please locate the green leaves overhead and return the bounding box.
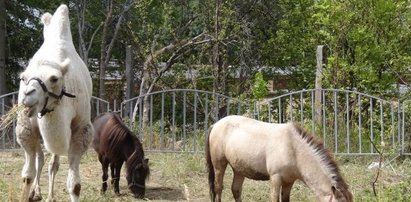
[2,0,411,99]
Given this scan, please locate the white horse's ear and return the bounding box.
[41,13,52,26]
[60,58,70,75]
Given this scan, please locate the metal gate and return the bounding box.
[0,92,110,149]
[1,89,411,155]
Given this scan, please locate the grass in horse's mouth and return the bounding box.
[0,104,24,130]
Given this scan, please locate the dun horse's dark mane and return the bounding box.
[293,123,351,198]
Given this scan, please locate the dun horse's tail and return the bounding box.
[205,124,216,202]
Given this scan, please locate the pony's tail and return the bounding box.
[205,124,216,202]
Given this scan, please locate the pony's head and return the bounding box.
[126,157,150,198]
[19,59,74,117]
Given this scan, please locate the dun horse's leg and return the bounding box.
[67,153,82,202]
[214,161,228,202]
[47,154,59,202]
[270,175,282,202]
[231,172,245,202]
[29,145,44,201]
[99,156,109,194]
[280,181,294,202]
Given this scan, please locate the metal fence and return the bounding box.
[120,89,249,153]
[0,92,110,149]
[1,89,411,155]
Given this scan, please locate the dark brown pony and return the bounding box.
[93,112,150,198]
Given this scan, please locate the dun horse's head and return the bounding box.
[322,186,353,202]
[126,158,150,198]
[19,59,74,117]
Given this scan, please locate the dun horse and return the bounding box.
[206,115,352,202]
[93,112,150,198]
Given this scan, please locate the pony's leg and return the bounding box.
[29,145,44,201]
[110,163,115,187]
[231,172,245,202]
[280,181,294,202]
[214,161,228,202]
[67,153,82,202]
[46,154,60,202]
[112,162,123,195]
[99,155,109,194]
[269,174,282,202]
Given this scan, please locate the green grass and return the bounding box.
[0,151,410,201]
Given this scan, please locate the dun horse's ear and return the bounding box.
[331,186,337,196]
[60,58,70,75]
[41,13,52,26]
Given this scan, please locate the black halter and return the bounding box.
[25,77,76,117]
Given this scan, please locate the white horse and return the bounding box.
[16,5,93,202]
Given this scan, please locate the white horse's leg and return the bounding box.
[231,171,245,202]
[47,154,59,202]
[67,153,81,202]
[19,146,36,202]
[67,123,92,202]
[16,116,37,202]
[29,145,44,201]
[270,174,282,202]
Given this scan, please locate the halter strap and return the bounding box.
[25,77,76,117]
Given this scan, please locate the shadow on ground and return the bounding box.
[145,186,185,201]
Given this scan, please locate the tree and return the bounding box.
[313,0,411,96]
[0,0,5,95]
[98,0,135,99]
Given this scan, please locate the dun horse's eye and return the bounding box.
[50,76,58,83]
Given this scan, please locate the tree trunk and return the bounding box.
[99,0,135,99]
[315,45,325,124]
[74,0,88,65]
[125,45,133,117]
[0,0,6,95]
[98,0,112,99]
[212,0,222,120]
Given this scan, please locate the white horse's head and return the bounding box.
[19,59,74,117]
[18,4,77,118]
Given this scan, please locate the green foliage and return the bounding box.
[252,72,268,100]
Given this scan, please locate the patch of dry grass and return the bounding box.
[0,151,410,201]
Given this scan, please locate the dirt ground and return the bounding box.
[1,150,411,201]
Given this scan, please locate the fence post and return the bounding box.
[315,45,326,124]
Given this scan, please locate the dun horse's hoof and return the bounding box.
[46,197,56,202]
[29,190,42,201]
[29,193,42,202]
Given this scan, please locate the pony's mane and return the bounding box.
[292,123,351,199]
[107,114,149,179]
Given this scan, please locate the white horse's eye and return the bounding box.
[50,76,58,83]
